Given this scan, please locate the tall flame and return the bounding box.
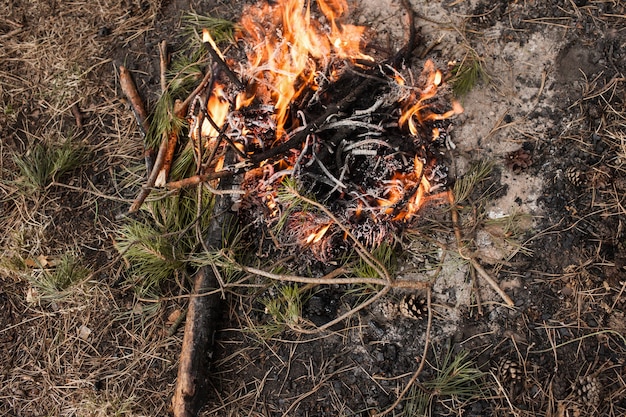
[238,0,371,138]
[200,83,230,144]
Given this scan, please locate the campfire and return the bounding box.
[126,0,463,264]
[180,0,464,263]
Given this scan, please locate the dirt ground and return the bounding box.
[1,0,625,416]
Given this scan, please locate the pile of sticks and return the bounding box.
[117,1,468,416]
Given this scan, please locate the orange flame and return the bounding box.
[377,156,431,221]
[238,0,371,138]
[305,223,332,244]
[399,60,463,136]
[200,83,230,143]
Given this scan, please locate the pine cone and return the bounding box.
[572,375,601,407]
[399,294,428,320]
[565,166,586,187]
[497,358,523,384]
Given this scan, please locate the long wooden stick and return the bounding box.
[171,150,238,417]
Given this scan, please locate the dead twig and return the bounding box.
[165,170,236,190]
[447,190,515,307]
[119,65,151,136]
[470,258,515,307]
[128,94,185,212]
[172,149,238,417]
[167,307,188,337]
[119,65,157,174]
[70,102,84,129]
[128,132,170,213]
[202,28,244,90]
[239,265,428,289]
[159,40,169,93]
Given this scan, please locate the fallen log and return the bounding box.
[171,151,238,417]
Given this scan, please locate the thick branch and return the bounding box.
[172,151,239,417]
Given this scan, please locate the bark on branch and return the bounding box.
[171,151,238,417]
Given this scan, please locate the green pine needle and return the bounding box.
[451,55,489,96]
[115,221,185,294]
[181,13,238,45]
[32,252,91,298]
[453,159,494,204]
[13,139,90,191]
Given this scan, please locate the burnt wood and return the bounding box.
[171,151,237,417]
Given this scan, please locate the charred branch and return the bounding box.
[202,30,244,91]
[250,74,384,164]
[171,150,239,417]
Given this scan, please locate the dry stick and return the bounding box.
[128,63,219,213]
[156,42,183,187]
[167,307,188,337]
[159,40,169,93]
[171,150,238,417]
[119,65,151,135]
[447,190,515,307]
[155,41,179,187]
[171,267,220,417]
[70,102,84,129]
[119,65,155,172]
[470,259,514,307]
[128,133,170,213]
[373,287,432,417]
[239,265,428,289]
[469,264,484,316]
[179,68,214,116]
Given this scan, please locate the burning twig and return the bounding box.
[202,29,244,91]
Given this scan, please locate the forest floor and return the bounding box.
[1,0,625,416]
